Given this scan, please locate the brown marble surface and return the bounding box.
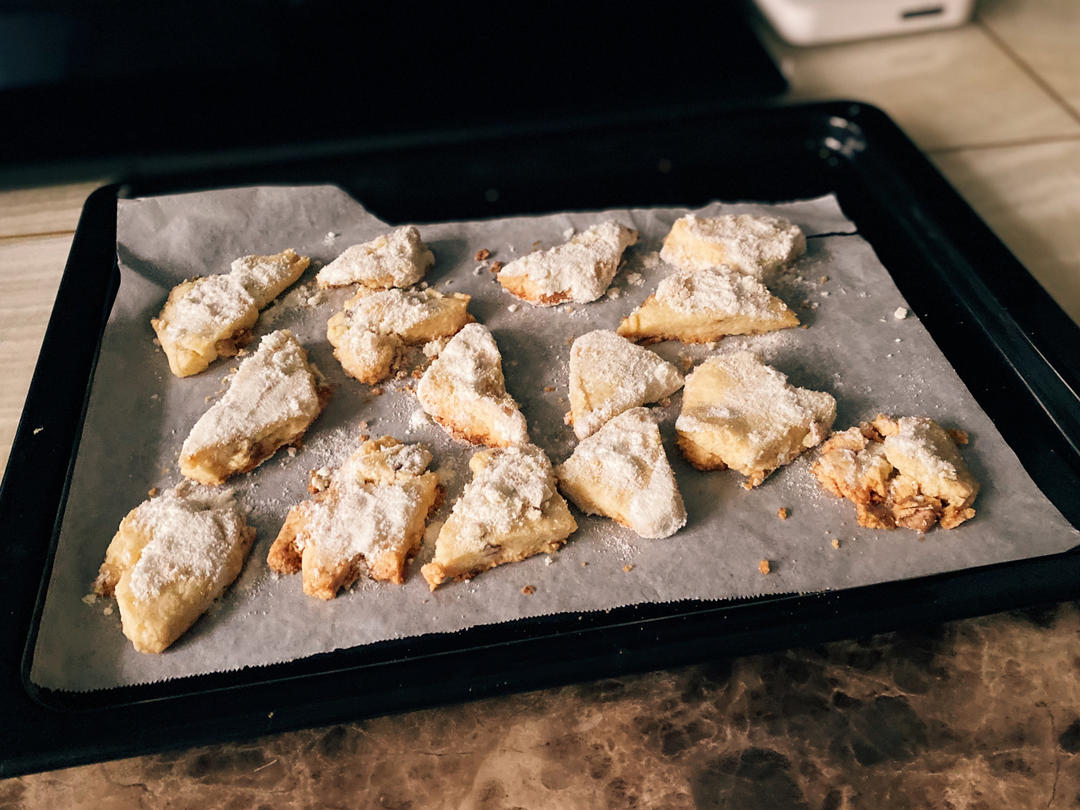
[4,603,1080,808]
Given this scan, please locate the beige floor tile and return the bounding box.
[759,23,1080,150]
[977,0,1080,116]
[930,140,1080,325]
[0,234,71,474]
[0,181,102,239]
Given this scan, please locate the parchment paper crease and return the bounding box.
[30,186,1079,691]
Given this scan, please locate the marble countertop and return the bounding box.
[2,0,1079,805]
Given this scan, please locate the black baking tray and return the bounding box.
[2,102,1079,777]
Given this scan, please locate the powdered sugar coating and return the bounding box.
[303,442,435,570]
[182,330,322,458]
[127,484,249,602]
[676,351,835,482]
[884,417,964,484]
[498,221,638,304]
[556,408,686,539]
[656,264,785,317]
[417,323,529,446]
[568,330,684,439]
[451,445,559,547]
[316,226,434,289]
[161,275,254,344]
[660,214,806,278]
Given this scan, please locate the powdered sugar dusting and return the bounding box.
[498,221,638,304]
[569,330,684,439]
[127,484,249,601]
[316,226,434,289]
[182,330,321,454]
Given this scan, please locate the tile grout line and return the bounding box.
[974,16,1080,126]
[0,230,76,243]
[927,133,1080,156]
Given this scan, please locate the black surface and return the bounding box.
[1,102,1078,777]
[0,2,786,188]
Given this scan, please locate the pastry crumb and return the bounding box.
[544,386,556,393]
[831,538,841,549]
[777,507,788,520]
[893,307,908,320]
[475,248,491,261]
[819,275,828,284]
[521,584,536,595]
[758,559,771,575]
[147,487,159,498]
[623,564,634,573]
[581,561,588,567]
[491,261,503,273]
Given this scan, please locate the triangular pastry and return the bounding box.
[268,436,441,597]
[676,351,835,487]
[812,414,978,531]
[497,221,638,305]
[421,444,577,589]
[556,407,686,539]
[93,482,256,653]
[152,248,309,377]
[568,329,683,439]
[316,226,434,290]
[326,288,473,384]
[616,264,798,344]
[416,323,529,447]
[180,330,330,485]
[660,214,805,277]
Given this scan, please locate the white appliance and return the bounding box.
[755,0,975,45]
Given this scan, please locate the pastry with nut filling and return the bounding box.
[812,414,979,531]
[497,221,638,305]
[316,226,434,290]
[268,436,441,598]
[568,329,683,440]
[556,407,686,539]
[676,351,835,487]
[660,214,805,278]
[617,264,798,344]
[93,482,256,654]
[421,444,576,589]
[179,330,330,485]
[416,323,529,447]
[327,287,472,384]
[152,248,309,377]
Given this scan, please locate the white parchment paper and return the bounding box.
[30,186,1079,692]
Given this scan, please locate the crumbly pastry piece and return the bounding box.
[152,248,309,377]
[660,214,806,278]
[676,351,835,487]
[497,221,639,305]
[416,323,529,447]
[316,226,434,290]
[568,330,683,440]
[421,444,577,589]
[93,482,256,654]
[556,407,686,539]
[180,330,330,485]
[812,414,979,531]
[268,436,441,597]
[616,264,799,344]
[326,287,473,384]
